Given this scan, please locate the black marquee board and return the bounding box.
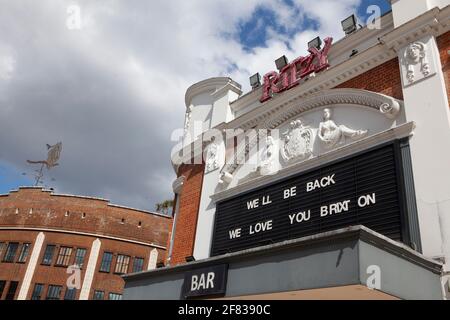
[211,142,408,256]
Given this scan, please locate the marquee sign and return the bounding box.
[260,37,333,103]
[211,143,407,256]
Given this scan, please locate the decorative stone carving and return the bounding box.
[205,140,219,173]
[379,101,400,119]
[404,42,429,83]
[318,108,368,149]
[259,135,279,175]
[400,37,436,87]
[219,89,403,180]
[218,171,233,185]
[281,119,313,162]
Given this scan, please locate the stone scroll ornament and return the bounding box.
[318,108,368,149]
[404,41,430,84]
[280,119,313,162]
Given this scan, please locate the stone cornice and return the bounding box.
[380,5,450,51]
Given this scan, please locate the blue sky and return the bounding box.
[0,0,393,209]
[239,0,391,50]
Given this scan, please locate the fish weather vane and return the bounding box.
[26,142,62,186]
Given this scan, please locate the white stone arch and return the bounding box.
[219,89,404,185]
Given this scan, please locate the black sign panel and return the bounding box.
[182,264,228,299]
[211,143,406,256]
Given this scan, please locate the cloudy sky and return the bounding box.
[0,0,390,212]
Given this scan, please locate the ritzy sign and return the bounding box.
[260,37,333,103]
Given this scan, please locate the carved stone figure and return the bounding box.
[259,135,278,175]
[318,108,368,149]
[404,42,430,83]
[281,119,313,162]
[205,140,219,173]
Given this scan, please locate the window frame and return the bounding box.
[74,248,87,268]
[2,242,19,263]
[55,246,73,267]
[108,292,122,300]
[99,252,113,273]
[0,242,5,261]
[132,257,145,273]
[93,290,105,300]
[114,254,130,275]
[31,283,44,300]
[17,243,31,264]
[0,280,6,300]
[5,281,19,300]
[41,244,56,266]
[63,287,77,300]
[46,285,62,300]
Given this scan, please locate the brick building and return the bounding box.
[124,1,450,300]
[0,186,171,300]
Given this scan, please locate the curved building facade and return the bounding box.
[0,187,171,300]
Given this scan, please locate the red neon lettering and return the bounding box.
[260,37,333,103]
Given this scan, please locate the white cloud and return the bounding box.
[0,0,362,211]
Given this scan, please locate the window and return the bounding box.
[31,283,44,300]
[5,281,19,300]
[93,290,104,300]
[3,243,19,263]
[74,248,87,268]
[108,293,122,300]
[0,242,5,260]
[55,246,72,266]
[46,285,62,300]
[64,287,77,300]
[17,243,31,263]
[132,257,144,273]
[114,254,130,274]
[0,281,5,299]
[41,245,56,265]
[99,252,113,273]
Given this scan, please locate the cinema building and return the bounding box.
[0,187,171,300]
[124,1,450,299]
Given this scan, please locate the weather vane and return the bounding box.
[26,142,62,187]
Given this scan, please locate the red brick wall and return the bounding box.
[437,31,450,107]
[336,58,404,100]
[0,187,171,300]
[0,188,170,245]
[168,164,204,266]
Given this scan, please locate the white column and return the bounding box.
[79,238,101,300]
[147,248,158,270]
[17,232,45,300]
[397,34,450,266]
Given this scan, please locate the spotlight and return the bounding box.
[308,37,322,50]
[341,14,357,35]
[185,255,196,263]
[349,49,358,57]
[275,55,289,71]
[249,73,261,89]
